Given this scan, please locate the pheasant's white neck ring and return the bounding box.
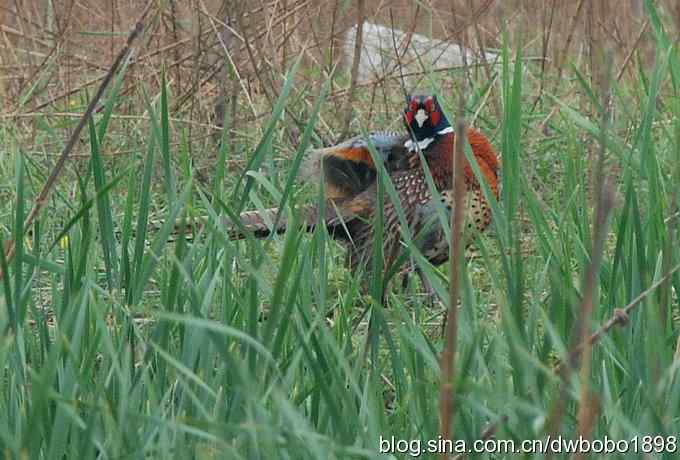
[414,109,428,127]
[404,126,454,152]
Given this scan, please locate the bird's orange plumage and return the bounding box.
[326,147,375,170]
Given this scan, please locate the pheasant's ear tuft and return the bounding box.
[424,96,434,112]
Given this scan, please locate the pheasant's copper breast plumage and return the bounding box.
[228,95,500,290]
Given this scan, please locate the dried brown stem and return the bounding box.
[439,81,467,456]
[452,415,508,460]
[553,0,586,92]
[567,262,680,366]
[545,51,615,460]
[616,20,649,82]
[388,9,408,102]
[0,1,153,280]
[572,181,613,460]
[470,0,500,121]
[340,0,365,140]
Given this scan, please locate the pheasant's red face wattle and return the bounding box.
[429,108,440,126]
[423,96,441,126]
[404,108,414,125]
[403,99,417,126]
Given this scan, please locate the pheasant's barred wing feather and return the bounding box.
[226,205,323,239]
[338,169,432,276]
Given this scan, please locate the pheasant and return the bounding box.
[230,95,500,287]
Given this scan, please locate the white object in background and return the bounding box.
[344,22,499,83]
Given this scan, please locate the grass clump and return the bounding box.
[0,1,679,459]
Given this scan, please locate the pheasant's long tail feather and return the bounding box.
[226,203,356,240]
[227,205,313,239]
[228,208,283,239]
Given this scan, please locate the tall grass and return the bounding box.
[1,2,679,459]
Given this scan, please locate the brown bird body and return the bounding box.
[230,95,500,287]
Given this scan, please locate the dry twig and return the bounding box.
[0,2,153,280]
[439,78,467,456]
[340,0,366,140]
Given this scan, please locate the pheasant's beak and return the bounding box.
[414,109,428,128]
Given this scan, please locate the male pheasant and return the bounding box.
[230,95,500,286]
